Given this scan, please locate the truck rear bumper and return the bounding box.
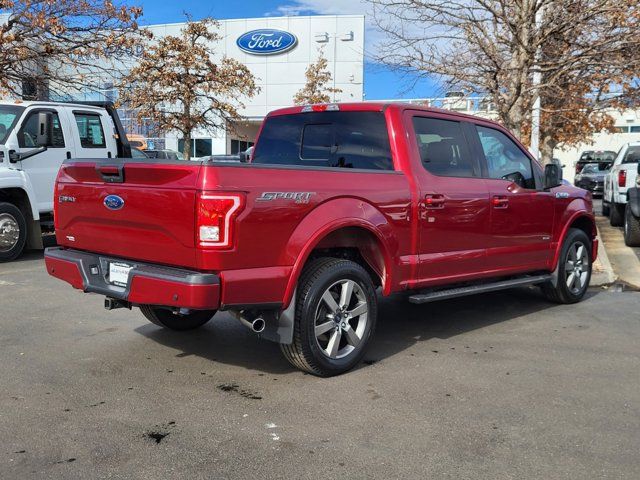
[44,247,220,310]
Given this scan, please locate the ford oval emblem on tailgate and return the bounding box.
[104,195,124,210]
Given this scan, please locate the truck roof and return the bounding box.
[268,101,502,127]
[0,99,107,111]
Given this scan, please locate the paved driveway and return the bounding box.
[1,251,639,479]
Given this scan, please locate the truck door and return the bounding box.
[16,108,72,213]
[471,124,554,271]
[68,110,116,159]
[407,112,492,284]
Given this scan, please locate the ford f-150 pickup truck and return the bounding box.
[45,102,597,376]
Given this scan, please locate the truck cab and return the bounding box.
[0,100,124,261]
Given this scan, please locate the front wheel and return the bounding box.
[280,258,377,377]
[624,204,640,247]
[542,228,592,304]
[140,305,216,331]
[0,202,27,262]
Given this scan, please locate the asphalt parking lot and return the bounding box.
[1,247,640,479]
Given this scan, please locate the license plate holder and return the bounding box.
[109,262,133,287]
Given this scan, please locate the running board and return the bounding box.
[408,274,552,304]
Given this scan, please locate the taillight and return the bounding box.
[576,164,583,174]
[196,192,244,248]
[618,170,627,187]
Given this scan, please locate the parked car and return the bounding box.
[575,150,616,175]
[144,149,184,160]
[574,162,608,195]
[131,147,148,158]
[0,100,131,261]
[603,142,640,226]
[45,102,596,376]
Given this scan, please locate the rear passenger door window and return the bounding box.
[412,117,477,177]
[73,113,106,148]
[476,125,535,189]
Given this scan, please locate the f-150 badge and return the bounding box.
[257,192,315,204]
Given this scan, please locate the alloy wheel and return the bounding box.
[565,241,589,294]
[314,279,369,359]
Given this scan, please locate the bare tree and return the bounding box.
[0,0,148,99]
[118,18,258,160]
[293,47,342,105]
[369,0,640,161]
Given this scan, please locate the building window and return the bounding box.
[629,126,640,133]
[230,139,254,155]
[178,138,213,158]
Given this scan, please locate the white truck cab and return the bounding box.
[0,100,129,261]
[603,142,640,227]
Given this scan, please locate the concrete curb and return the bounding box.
[595,217,640,288]
[591,226,616,286]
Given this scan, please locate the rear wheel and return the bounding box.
[140,305,216,331]
[0,202,27,262]
[610,202,624,227]
[280,257,377,377]
[624,204,640,247]
[542,228,592,304]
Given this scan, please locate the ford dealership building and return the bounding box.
[77,15,366,157]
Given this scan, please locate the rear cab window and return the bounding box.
[252,111,393,171]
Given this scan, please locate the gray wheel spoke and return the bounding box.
[321,290,339,313]
[339,280,355,308]
[566,272,576,289]
[565,261,575,272]
[326,329,342,358]
[576,245,584,261]
[348,302,368,318]
[343,325,360,347]
[579,271,588,288]
[315,321,335,337]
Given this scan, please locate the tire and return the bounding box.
[602,200,610,217]
[542,228,592,304]
[624,204,640,247]
[0,202,27,262]
[610,202,624,227]
[280,257,377,377]
[139,305,216,331]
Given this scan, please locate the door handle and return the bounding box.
[492,195,509,209]
[424,194,445,209]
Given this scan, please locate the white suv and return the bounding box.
[603,142,640,226]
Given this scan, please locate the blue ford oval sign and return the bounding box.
[104,195,124,211]
[237,29,298,55]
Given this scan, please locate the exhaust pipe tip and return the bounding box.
[251,317,266,333]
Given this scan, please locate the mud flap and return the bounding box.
[260,291,296,344]
[628,187,640,218]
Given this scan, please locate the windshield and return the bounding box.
[0,105,25,144]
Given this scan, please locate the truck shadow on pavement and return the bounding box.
[134,285,593,375]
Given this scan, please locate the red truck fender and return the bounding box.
[551,199,597,273]
[280,197,398,309]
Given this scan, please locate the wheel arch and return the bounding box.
[280,198,398,308]
[552,210,597,270]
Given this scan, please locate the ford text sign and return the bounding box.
[236,29,298,55]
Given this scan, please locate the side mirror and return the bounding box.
[36,112,52,147]
[544,163,562,190]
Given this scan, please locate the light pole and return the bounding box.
[530,2,543,160]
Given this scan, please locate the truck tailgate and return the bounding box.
[55,160,201,269]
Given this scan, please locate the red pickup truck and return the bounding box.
[45,102,596,376]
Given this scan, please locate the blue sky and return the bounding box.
[134,0,439,100]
